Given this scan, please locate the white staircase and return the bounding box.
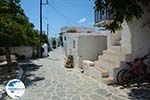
[82,46,131,85]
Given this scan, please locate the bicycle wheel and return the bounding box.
[117,69,128,85]
[121,70,133,87]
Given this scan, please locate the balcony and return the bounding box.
[94,9,113,27]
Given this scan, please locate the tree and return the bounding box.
[41,33,48,44]
[51,37,56,49]
[0,0,40,63]
[94,0,150,32]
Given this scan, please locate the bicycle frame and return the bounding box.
[117,54,150,86]
[127,54,150,75]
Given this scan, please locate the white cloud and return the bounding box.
[78,18,87,23]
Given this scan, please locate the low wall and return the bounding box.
[0,46,34,59]
[78,35,107,68]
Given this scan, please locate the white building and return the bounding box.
[63,32,108,68]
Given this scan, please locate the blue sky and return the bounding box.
[21,0,94,37]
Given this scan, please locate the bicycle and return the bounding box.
[117,54,150,87]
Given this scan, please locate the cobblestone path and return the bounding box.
[5,47,150,100]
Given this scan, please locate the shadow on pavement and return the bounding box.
[0,62,19,85]
[128,84,150,100]
[19,60,45,87]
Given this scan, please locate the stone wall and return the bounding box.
[0,46,35,59]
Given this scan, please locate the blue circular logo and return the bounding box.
[6,79,25,99]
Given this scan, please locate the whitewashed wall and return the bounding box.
[63,34,79,67]
[120,7,150,58]
[107,33,112,48]
[120,21,132,54]
[63,33,107,68]
[129,11,150,58]
[0,46,34,59]
[62,36,67,56]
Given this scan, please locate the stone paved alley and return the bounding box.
[4,47,150,100]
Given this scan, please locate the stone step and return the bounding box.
[82,60,109,80]
[101,76,114,85]
[109,46,122,52]
[97,56,121,68]
[95,61,126,84]
[94,65,109,78]
[95,60,117,71]
[103,53,126,61]
[98,55,125,65]
[95,60,120,79]
[103,49,126,58]
[84,67,114,85]
[108,51,131,62]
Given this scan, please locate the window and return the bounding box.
[73,40,75,48]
